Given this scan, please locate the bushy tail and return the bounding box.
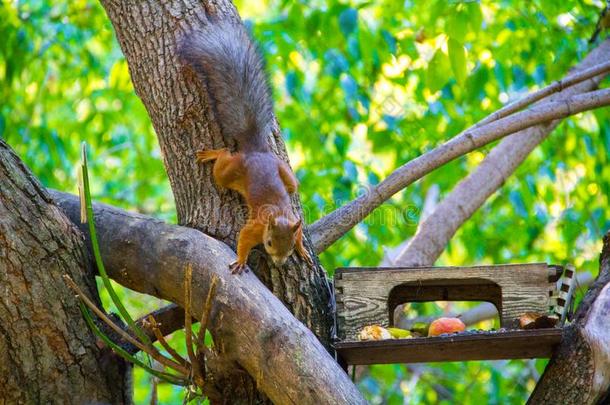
[179,20,273,152]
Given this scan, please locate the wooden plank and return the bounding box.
[335,264,556,340]
[334,329,563,365]
[336,263,549,283]
[336,263,550,273]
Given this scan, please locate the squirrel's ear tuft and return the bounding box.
[292,219,302,233]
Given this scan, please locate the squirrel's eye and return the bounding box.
[266,241,272,247]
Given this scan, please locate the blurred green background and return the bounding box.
[2,0,609,403]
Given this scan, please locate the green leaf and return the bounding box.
[426,50,451,93]
[333,134,348,156]
[80,143,153,350]
[509,190,528,218]
[343,160,358,181]
[446,9,469,43]
[466,2,483,32]
[448,38,467,85]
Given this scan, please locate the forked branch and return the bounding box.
[310,87,610,252]
[395,39,610,267]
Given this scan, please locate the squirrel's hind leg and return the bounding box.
[211,151,246,191]
[196,148,245,191]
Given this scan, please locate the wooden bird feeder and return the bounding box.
[334,263,574,366]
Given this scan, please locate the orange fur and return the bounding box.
[196,149,312,273]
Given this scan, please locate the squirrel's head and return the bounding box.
[262,216,302,266]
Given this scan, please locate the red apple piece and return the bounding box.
[428,317,466,337]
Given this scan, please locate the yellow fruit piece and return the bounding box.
[358,325,392,341]
[387,327,412,339]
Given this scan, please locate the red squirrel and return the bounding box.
[180,20,312,274]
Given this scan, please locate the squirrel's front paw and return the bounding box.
[229,260,249,275]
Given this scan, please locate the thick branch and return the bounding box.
[310,87,610,252]
[528,232,610,404]
[50,190,365,405]
[395,40,610,266]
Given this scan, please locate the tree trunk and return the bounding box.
[98,0,332,401]
[0,140,130,403]
[528,231,610,404]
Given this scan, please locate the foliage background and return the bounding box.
[2,0,609,403]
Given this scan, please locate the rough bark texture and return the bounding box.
[0,141,130,404]
[528,231,610,404]
[97,1,333,401]
[395,40,610,267]
[51,190,366,405]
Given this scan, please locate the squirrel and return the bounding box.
[179,20,313,274]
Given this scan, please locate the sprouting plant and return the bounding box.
[65,142,218,401]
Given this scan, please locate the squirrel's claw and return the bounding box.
[229,261,248,275]
[196,149,223,164]
[297,248,314,266]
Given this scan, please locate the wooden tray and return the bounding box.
[335,264,560,341]
[334,329,563,365]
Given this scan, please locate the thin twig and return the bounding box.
[150,376,158,405]
[148,315,188,367]
[197,275,219,352]
[183,264,196,360]
[478,60,610,127]
[63,275,190,376]
[129,304,186,354]
[79,143,153,348]
[183,264,204,387]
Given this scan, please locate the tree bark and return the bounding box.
[97,1,333,401]
[0,140,130,403]
[528,231,610,404]
[51,190,366,405]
